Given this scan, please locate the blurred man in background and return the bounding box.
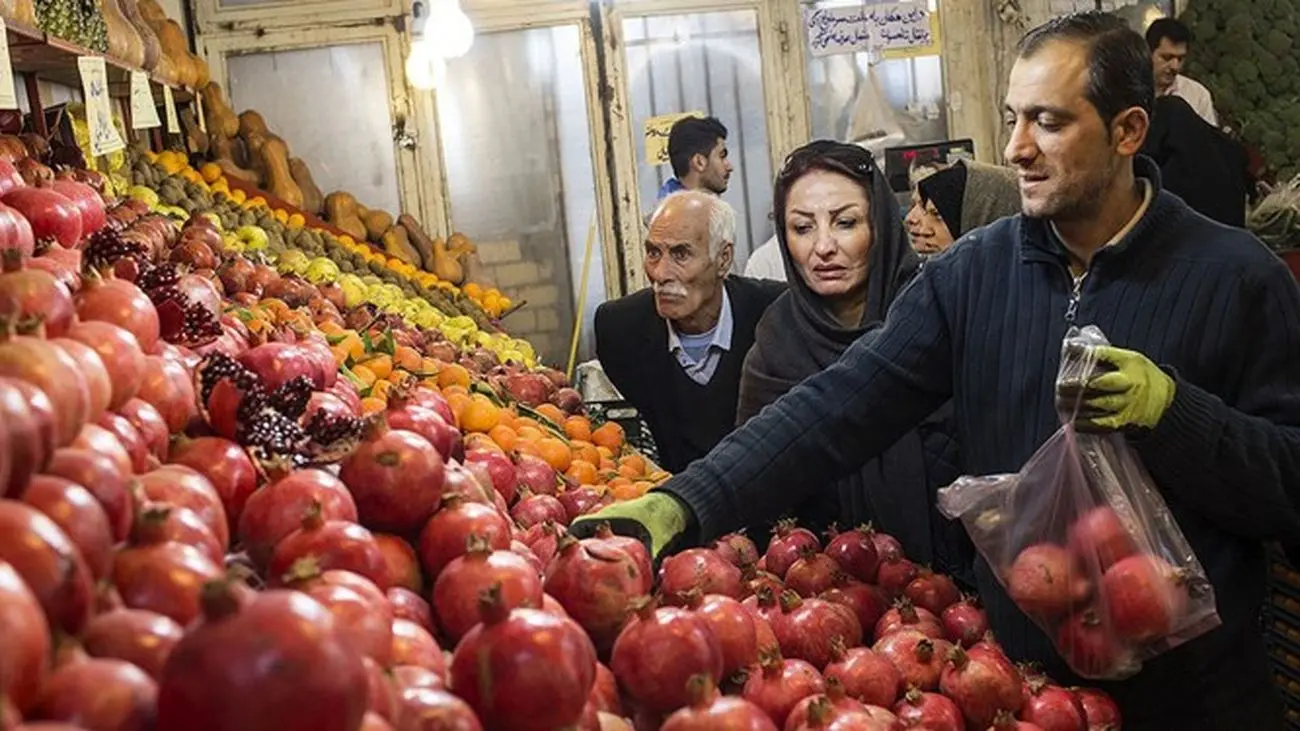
[657,116,733,200]
[1147,17,1218,126]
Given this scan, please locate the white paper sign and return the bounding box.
[162,84,179,134]
[77,56,125,156]
[0,20,18,110]
[195,90,206,133]
[129,71,160,130]
[805,3,933,57]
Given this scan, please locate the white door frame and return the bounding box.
[191,0,404,35]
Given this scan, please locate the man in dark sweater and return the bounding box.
[595,190,783,473]
[576,13,1300,729]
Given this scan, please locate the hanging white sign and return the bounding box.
[805,3,933,57]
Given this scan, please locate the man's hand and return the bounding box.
[568,492,689,560]
[1058,345,1176,432]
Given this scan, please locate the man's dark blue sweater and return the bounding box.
[660,159,1300,729]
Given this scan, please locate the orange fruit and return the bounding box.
[592,422,625,451]
[330,345,351,365]
[393,346,422,373]
[571,440,600,467]
[564,416,593,442]
[369,379,395,402]
[360,396,386,415]
[607,475,632,488]
[514,440,542,459]
[618,454,647,476]
[599,458,617,471]
[565,459,598,486]
[617,463,641,480]
[488,424,518,452]
[442,384,469,399]
[421,357,441,374]
[351,364,377,387]
[461,394,501,433]
[360,354,393,381]
[596,446,614,461]
[534,403,565,425]
[445,392,472,427]
[437,363,471,389]
[537,437,572,472]
[514,417,542,433]
[516,426,544,443]
[318,320,345,335]
[610,482,640,501]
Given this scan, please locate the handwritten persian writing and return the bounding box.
[163,84,179,135]
[805,3,932,57]
[77,57,125,156]
[130,71,161,130]
[643,111,703,166]
[0,20,17,110]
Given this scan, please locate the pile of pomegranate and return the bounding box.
[0,151,1125,731]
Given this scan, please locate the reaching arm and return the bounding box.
[659,268,956,544]
[1134,261,1300,540]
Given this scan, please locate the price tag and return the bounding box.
[77,56,125,156]
[162,84,179,134]
[195,89,206,133]
[129,71,160,129]
[0,19,17,110]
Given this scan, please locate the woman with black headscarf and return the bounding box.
[736,140,969,580]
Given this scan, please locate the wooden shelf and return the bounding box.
[6,20,193,101]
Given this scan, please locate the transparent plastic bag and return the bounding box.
[937,325,1220,680]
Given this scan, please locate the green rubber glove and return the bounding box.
[1062,345,1176,432]
[568,491,689,560]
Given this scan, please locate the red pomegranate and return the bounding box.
[1020,680,1087,731]
[1067,507,1138,573]
[81,608,184,679]
[339,425,446,533]
[989,710,1045,730]
[0,559,51,713]
[875,554,920,599]
[70,422,133,478]
[785,549,841,598]
[770,591,863,670]
[661,675,776,731]
[874,598,944,641]
[820,579,888,638]
[136,465,229,551]
[155,583,369,731]
[1100,554,1188,643]
[681,592,759,679]
[741,649,826,726]
[118,398,169,462]
[300,576,395,666]
[374,533,423,593]
[464,449,518,505]
[659,547,744,604]
[784,679,871,731]
[388,588,436,634]
[712,531,760,568]
[544,534,648,653]
[132,503,223,565]
[591,522,654,593]
[937,643,1025,728]
[136,355,197,433]
[510,488,567,528]
[67,321,146,411]
[20,474,114,580]
[824,525,881,583]
[590,663,621,716]
[96,411,152,474]
[0,500,93,634]
[386,405,462,463]
[51,338,111,422]
[611,599,724,714]
[44,450,132,545]
[32,657,157,731]
[1006,543,1092,620]
[417,495,512,579]
[903,568,961,616]
[941,595,990,648]
[267,501,388,590]
[1055,609,1127,678]
[394,687,482,731]
[871,629,951,691]
[77,276,159,354]
[3,187,81,250]
[237,468,357,567]
[166,436,257,532]
[1072,687,1122,730]
[823,639,900,709]
[0,253,75,337]
[765,520,821,578]
[112,539,223,626]
[0,335,90,447]
[432,537,543,642]
[449,584,597,731]
[0,376,55,497]
[892,689,963,731]
[389,618,445,673]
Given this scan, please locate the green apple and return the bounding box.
[235,225,270,253]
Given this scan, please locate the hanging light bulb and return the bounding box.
[427,0,475,59]
[405,39,447,90]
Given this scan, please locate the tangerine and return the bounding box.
[564,416,593,442]
[571,440,600,466]
[360,397,386,415]
[514,440,542,459]
[461,394,502,433]
[488,424,518,452]
[516,426,545,443]
[360,354,393,381]
[351,365,377,387]
[393,346,423,372]
[592,422,625,451]
[565,460,598,486]
[445,392,472,427]
[618,454,647,476]
[369,379,395,402]
[534,403,565,425]
[537,437,572,472]
[610,482,640,501]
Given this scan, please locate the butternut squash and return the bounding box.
[101,0,145,68]
[324,192,367,241]
[201,83,239,139]
[363,209,393,243]
[398,213,436,271]
[181,107,208,155]
[258,137,302,209]
[0,0,37,27]
[382,225,421,267]
[120,0,161,71]
[289,157,323,215]
[238,110,270,142]
[447,232,476,257]
[210,135,258,184]
[431,237,464,284]
[242,131,271,183]
[137,0,194,86]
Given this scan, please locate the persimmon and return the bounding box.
[592,422,625,452]
[534,403,565,425]
[437,363,471,389]
[537,437,572,472]
[488,424,518,452]
[461,394,502,433]
[565,460,598,486]
[564,416,593,442]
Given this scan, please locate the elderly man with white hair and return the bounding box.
[595,190,785,473]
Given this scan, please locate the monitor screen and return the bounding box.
[882,139,977,193]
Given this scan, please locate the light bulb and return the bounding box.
[405,40,447,90]
[428,0,475,58]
